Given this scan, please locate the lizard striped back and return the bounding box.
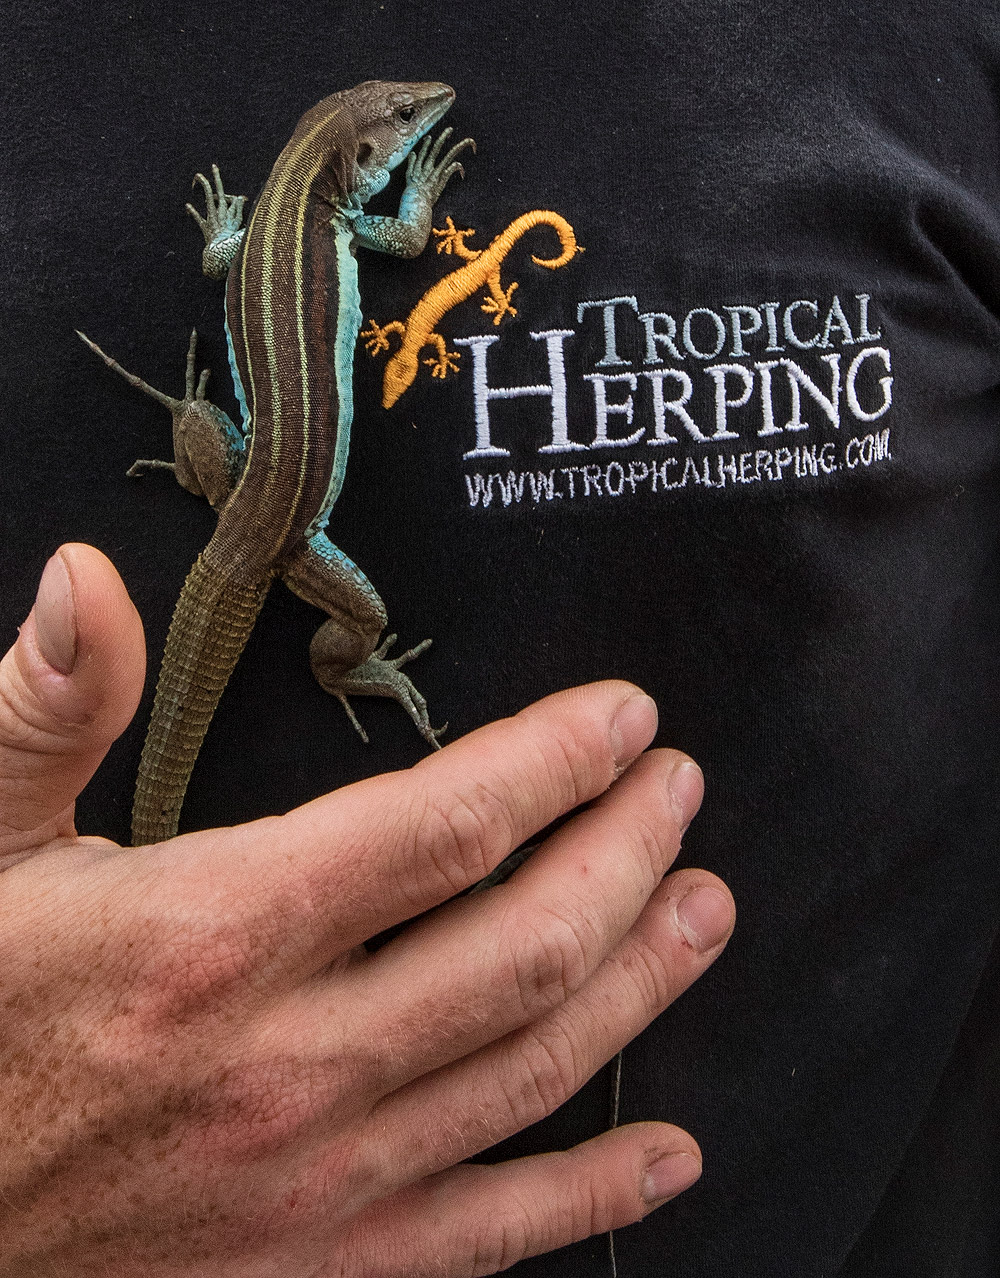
[220,92,359,569]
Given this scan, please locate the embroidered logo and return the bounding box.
[362,215,897,514]
[455,292,895,512]
[361,211,581,407]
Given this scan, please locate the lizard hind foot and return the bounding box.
[76,329,184,412]
[316,633,445,751]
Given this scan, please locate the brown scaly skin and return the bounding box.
[79,82,473,844]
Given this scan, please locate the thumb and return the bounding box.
[0,544,145,858]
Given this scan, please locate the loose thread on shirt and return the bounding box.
[608,1048,623,1276]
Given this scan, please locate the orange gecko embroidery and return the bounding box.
[361,210,580,407]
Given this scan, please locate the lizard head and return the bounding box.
[345,80,455,200]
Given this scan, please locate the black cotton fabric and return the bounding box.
[2,3,999,1274]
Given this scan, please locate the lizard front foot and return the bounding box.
[406,127,476,205]
[186,163,247,280]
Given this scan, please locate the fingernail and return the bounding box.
[674,884,733,953]
[642,1151,702,1207]
[33,552,77,675]
[669,758,704,831]
[610,692,658,772]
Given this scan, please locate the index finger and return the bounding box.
[196,681,659,970]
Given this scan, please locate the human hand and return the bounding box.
[0,545,734,1277]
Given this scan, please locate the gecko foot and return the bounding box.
[481,279,519,323]
[422,333,461,379]
[362,318,405,356]
[321,633,445,751]
[433,215,479,260]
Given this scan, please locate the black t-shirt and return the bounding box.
[2,3,998,1274]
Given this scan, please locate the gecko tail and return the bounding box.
[522,210,579,269]
[131,554,271,845]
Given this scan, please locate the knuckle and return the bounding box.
[618,932,675,1011]
[509,905,593,1019]
[580,1180,612,1240]
[544,1167,609,1249]
[468,1214,531,1275]
[410,780,516,894]
[511,1022,583,1122]
[572,1165,638,1236]
[534,718,602,813]
[0,675,77,757]
[631,807,678,877]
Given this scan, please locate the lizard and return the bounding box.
[78,81,473,846]
[361,211,579,408]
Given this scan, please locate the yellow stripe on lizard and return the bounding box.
[362,210,581,408]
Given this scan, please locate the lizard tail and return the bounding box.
[131,554,271,845]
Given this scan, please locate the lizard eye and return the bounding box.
[397,105,417,123]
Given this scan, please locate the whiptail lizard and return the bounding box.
[79,80,472,845]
